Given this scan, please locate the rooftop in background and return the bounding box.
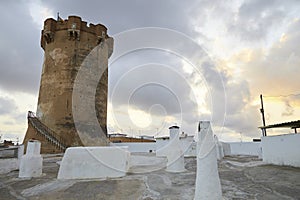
[259,120,300,133]
[108,133,128,138]
[108,133,155,143]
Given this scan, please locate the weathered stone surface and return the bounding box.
[23,16,113,153]
[1,154,300,199]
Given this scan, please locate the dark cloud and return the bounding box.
[199,60,261,137]
[230,0,284,41]
[0,97,17,115]
[108,40,259,137]
[282,100,294,116]
[109,49,200,131]
[189,0,300,44]
[224,105,262,138]
[200,62,226,125]
[230,0,300,42]
[0,96,27,126]
[0,1,43,94]
[42,0,197,36]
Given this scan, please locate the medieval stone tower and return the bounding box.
[23,16,113,153]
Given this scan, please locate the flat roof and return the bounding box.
[259,120,300,129]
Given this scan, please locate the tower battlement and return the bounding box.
[41,16,109,50]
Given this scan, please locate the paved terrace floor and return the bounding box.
[0,153,299,200]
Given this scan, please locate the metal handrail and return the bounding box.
[27,111,67,151]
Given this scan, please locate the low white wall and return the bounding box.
[0,148,17,158]
[184,142,196,157]
[110,142,156,153]
[156,137,196,157]
[110,137,196,156]
[261,134,300,167]
[156,139,168,153]
[57,146,130,179]
[226,142,260,156]
[222,142,231,156]
[0,158,18,174]
[180,137,196,157]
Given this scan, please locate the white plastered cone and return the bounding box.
[194,121,222,200]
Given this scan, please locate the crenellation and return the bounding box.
[43,18,57,32]
[41,19,56,49]
[67,16,82,28]
[81,21,88,28]
[41,16,110,49]
[42,16,109,35]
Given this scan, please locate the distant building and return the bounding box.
[0,140,14,148]
[108,133,155,143]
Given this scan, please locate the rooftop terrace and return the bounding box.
[0,153,299,199]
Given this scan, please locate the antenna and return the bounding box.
[260,94,267,136]
[57,12,63,22]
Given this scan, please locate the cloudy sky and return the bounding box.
[0,0,300,143]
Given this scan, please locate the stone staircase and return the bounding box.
[27,111,67,152]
